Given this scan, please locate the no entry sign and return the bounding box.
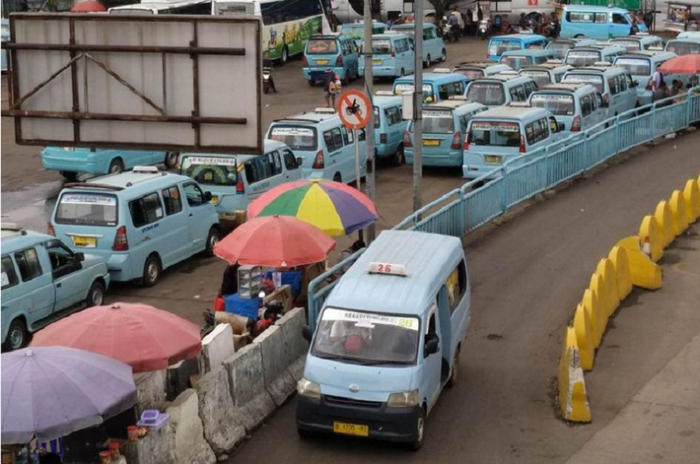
[337,90,371,130]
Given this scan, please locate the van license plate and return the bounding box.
[72,236,96,248]
[316,59,329,65]
[373,60,382,65]
[210,196,219,205]
[333,422,369,437]
[423,139,440,146]
[484,155,502,163]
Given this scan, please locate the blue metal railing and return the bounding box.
[305,89,700,329]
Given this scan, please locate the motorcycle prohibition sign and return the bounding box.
[337,90,371,189]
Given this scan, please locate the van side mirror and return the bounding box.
[558,122,565,132]
[424,333,439,357]
[74,252,85,262]
[203,191,213,202]
[296,157,303,168]
[301,325,312,342]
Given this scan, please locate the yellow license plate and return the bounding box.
[484,155,502,163]
[333,421,369,437]
[373,60,382,65]
[72,236,96,248]
[316,59,329,65]
[423,139,440,146]
[210,196,218,205]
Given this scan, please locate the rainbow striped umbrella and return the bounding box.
[247,180,378,236]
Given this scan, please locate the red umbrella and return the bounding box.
[658,55,700,75]
[30,303,201,373]
[214,215,336,267]
[70,1,106,12]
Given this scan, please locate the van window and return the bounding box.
[46,242,77,276]
[183,182,206,206]
[612,39,642,50]
[521,70,551,87]
[617,57,652,76]
[162,186,183,215]
[467,82,505,106]
[563,73,604,93]
[129,192,164,228]
[386,106,403,125]
[269,126,318,151]
[438,81,465,100]
[580,94,593,116]
[281,148,299,170]
[455,68,484,80]
[612,13,628,25]
[1,257,19,289]
[489,39,521,56]
[595,13,608,23]
[56,193,118,227]
[524,80,538,95]
[566,50,601,67]
[373,39,393,55]
[525,118,549,145]
[415,109,455,133]
[470,121,521,147]
[395,38,409,53]
[567,12,594,23]
[446,259,467,314]
[245,152,282,184]
[14,248,42,282]
[181,156,237,186]
[424,26,436,40]
[306,38,338,55]
[509,85,528,102]
[534,55,549,64]
[323,127,344,152]
[608,74,623,95]
[666,41,700,55]
[531,93,575,115]
[525,40,545,49]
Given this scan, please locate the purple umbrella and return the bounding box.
[1,347,137,444]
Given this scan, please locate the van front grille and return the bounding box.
[324,395,383,409]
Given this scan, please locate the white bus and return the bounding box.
[109,0,213,15]
[329,0,435,23]
[213,0,331,62]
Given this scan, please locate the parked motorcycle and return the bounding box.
[442,23,460,43]
[544,21,559,38]
[262,63,276,94]
[477,18,492,40]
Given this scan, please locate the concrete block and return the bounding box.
[276,307,310,367]
[654,201,675,249]
[588,272,608,348]
[288,356,306,383]
[255,324,296,406]
[122,422,174,464]
[573,304,595,372]
[581,289,599,351]
[166,390,216,464]
[201,323,235,374]
[639,215,663,263]
[557,327,591,423]
[608,245,632,300]
[223,343,275,432]
[134,369,167,414]
[683,178,700,223]
[617,236,663,290]
[669,190,689,235]
[166,357,200,401]
[195,367,246,454]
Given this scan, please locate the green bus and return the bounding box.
[562,0,641,10]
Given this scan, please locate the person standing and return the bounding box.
[323,68,334,108]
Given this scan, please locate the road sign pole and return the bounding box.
[364,0,376,242]
[413,0,424,213]
[354,128,361,191]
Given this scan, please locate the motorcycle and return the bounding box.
[442,22,460,43]
[477,18,491,40]
[262,65,276,94]
[544,21,559,38]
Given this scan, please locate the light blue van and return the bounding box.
[392,72,468,103]
[528,83,607,133]
[50,167,221,287]
[610,34,664,51]
[339,21,388,41]
[564,44,626,67]
[463,107,563,179]
[562,64,637,118]
[1,224,110,351]
[303,35,360,85]
[373,92,409,166]
[179,140,303,227]
[1,19,9,73]
[465,73,539,108]
[614,51,677,106]
[487,34,548,62]
[499,49,556,71]
[359,33,415,79]
[42,147,179,180]
[560,6,648,40]
[405,99,486,167]
[296,230,471,449]
[546,37,598,60]
[391,23,446,67]
[665,36,700,56]
[267,108,366,184]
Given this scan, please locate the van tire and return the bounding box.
[86,280,106,308]
[407,407,426,451]
[333,173,342,183]
[297,426,313,440]
[164,152,179,169]
[61,171,79,181]
[142,254,161,288]
[423,54,431,69]
[280,46,289,65]
[440,48,447,62]
[392,145,405,167]
[447,348,460,387]
[109,158,124,174]
[4,318,29,351]
[204,227,221,257]
[308,80,315,86]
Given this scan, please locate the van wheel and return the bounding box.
[142,254,161,288]
[407,408,426,451]
[109,158,124,174]
[4,319,28,351]
[440,49,447,62]
[447,348,460,387]
[342,73,349,86]
[205,227,221,257]
[308,80,315,86]
[164,152,179,169]
[61,171,79,181]
[86,280,106,308]
[297,426,313,440]
[423,54,431,69]
[392,145,405,167]
[280,46,289,65]
[333,173,342,183]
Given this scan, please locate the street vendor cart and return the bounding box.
[665,2,698,33]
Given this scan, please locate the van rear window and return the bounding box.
[665,41,700,55]
[411,110,455,133]
[501,55,531,69]
[469,121,521,147]
[180,156,238,186]
[531,93,575,116]
[611,40,641,51]
[489,40,521,56]
[566,50,601,67]
[563,73,604,93]
[307,38,337,55]
[615,58,651,76]
[269,126,318,151]
[466,82,505,106]
[372,39,393,55]
[520,70,551,87]
[455,68,484,80]
[56,193,118,227]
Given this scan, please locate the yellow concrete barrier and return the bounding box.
[654,201,675,249]
[639,215,663,262]
[617,236,662,290]
[609,246,633,300]
[596,258,620,317]
[558,326,592,423]
[669,190,689,236]
[573,303,595,371]
[589,272,608,347]
[683,179,700,223]
[581,288,599,350]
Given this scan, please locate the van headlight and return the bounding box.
[297,378,321,400]
[387,389,419,408]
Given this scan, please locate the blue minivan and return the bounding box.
[499,49,556,71]
[50,167,221,287]
[42,147,178,180]
[487,34,548,62]
[339,21,388,41]
[392,72,468,103]
[2,224,110,350]
[665,36,700,56]
[297,230,471,449]
[373,92,409,166]
[359,33,415,79]
[391,23,447,67]
[303,35,360,85]
[560,6,648,40]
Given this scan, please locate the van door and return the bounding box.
[182,182,213,254]
[420,303,443,411]
[281,147,303,181]
[127,191,167,275]
[342,125,367,178]
[245,151,284,198]
[13,247,55,323]
[160,185,190,265]
[385,106,405,153]
[45,241,87,311]
[611,12,632,38]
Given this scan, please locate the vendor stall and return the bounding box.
[665,2,698,32]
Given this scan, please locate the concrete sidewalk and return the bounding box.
[565,224,700,464]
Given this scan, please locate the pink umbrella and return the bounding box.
[70,1,106,12]
[30,303,201,373]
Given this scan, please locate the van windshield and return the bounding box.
[410,110,455,133]
[489,40,521,56]
[180,156,238,186]
[563,73,604,92]
[520,70,551,87]
[565,50,601,67]
[665,41,700,56]
[530,93,575,116]
[615,57,651,76]
[269,126,317,151]
[306,38,338,55]
[373,39,393,55]
[312,308,420,366]
[466,82,505,106]
[454,68,484,80]
[469,121,521,147]
[55,192,118,227]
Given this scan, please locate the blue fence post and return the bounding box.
[458,188,466,236]
[500,167,508,213]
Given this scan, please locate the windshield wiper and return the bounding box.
[361,359,411,366]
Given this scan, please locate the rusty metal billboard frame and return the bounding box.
[1,13,263,155]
